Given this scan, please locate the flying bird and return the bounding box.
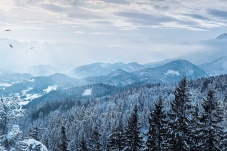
[9,44,13,48]
[30,47,34,49]
[4,29,11,31]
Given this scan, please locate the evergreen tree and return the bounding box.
[124,105,143,151]
[189,103,204,151]
[44,138,49,150]
[167,77,193,150]
[200,90,224,150]
[107,120,125,151]
[29,126,40,141]
[145,97,168,151]
[78,136,88,151]
[0,97,7,135]
[89,126,102,151]
[59,126,69,151]
[221,129,227,151]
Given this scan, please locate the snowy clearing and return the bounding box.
[82,88,92,96]
[165,70,180,76]
[25,94,41,100]
[0,83,12,87]
[43,85,57,93]
[21,87,33,95]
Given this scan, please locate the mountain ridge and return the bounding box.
[216,33,227,39]
[70,62,145,78]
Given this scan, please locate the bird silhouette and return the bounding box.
[30,47,34,49]
[9,44,13,48]
[4,29,11,31]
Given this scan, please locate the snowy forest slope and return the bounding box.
[20,74,227,150]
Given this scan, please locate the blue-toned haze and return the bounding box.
[0,0,227,72]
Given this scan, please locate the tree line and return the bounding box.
[1,77,225,150]
[56,78,226,151]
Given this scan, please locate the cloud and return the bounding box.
[208,10,227,19]
[73,31,84,34]
[153,4,169,10]
[1,0,227,31]
[100,0,129,5]
[92,32,115,35]
[183,14,211,21]
[0,0,227,71]
[40,3,69,12]
[115,11,176,27]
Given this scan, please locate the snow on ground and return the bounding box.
[21,87,33,95]
[21,139,48,151]
[25,94,41,100]
[0,83,12,87]
[43,85,57,93]
[0,146,6,151]
[12,81,22,84]
[18,101,30,107]
[165,70,180,76]
[7,125,21,141]
[82,88,92,96]
[27,78,35,82]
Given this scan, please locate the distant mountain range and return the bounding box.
[141,33,227,76]
[134,59,207,83]
[28,65,57,76]
[0,33,227,105]
[94,60,206,85]
[0,59,207,103]
[177,33,227,76]
[1,33,226,77]
[70,33,227,77]
[70,62,145,78]
[20,59,207,110]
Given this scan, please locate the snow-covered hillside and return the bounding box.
[0,73,83,106]
[134,59,207,83]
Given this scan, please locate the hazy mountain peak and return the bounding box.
[28,65,56,76]
[216,33,227,39]
[170,59,189,63]
[70,62,144,78]
[131,59,207,84]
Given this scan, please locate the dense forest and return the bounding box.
[0,75,227,150]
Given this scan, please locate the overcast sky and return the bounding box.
[0,0,227,71]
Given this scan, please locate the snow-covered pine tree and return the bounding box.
[124,105,143,151]
[89,126,102,151]
[200,90,225,150]
[44,138,49,150]
[59,126,69,151]
[167,77,193,150]
[145,97,168,151]
[17,138,48,151]
[29,126,40,141]
[0,97,24,150]
[221,129,227,151]
[189,103,204,151]
[107,120,125,151]
[78,136,88,151]
[0,97,7,135]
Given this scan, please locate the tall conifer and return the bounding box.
[124,105,143,151]
[146,97,168,151]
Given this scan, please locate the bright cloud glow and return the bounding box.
[0,0,226,72]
